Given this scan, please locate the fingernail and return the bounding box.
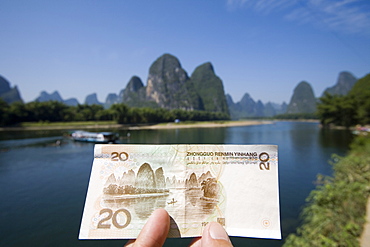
[209,222,230,242]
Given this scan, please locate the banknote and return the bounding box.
[79,144,280,240]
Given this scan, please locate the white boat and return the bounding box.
[70,131,118,143]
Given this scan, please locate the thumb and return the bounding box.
[201,222,233,247]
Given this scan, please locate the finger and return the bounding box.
[124,208,170,247]
[200,222,233,247]
[124,239,135,247]
[188,237,201,247]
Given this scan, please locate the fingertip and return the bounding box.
[201,222,233,247]
[153,208,170,220]
[208,222,230,242]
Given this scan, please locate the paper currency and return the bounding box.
[79,144,280,240]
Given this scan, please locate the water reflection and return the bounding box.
[122,127,228,144]
[103,188,218,231]
[319,127,353,150]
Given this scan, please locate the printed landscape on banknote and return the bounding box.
[79,144,281,240]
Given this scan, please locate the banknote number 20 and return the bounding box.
[259,152,270,170]
[111,152,129,161]
[97,208,131,229]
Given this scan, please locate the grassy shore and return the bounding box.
[0,120,272,131]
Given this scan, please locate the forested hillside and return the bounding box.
[317,73,370,127]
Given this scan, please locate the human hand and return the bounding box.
[124,208,170,247]
[124,208,233,247]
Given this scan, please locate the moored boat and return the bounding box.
[70,130,118,143]
[352,125,370,136]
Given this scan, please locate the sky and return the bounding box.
[1,0,370,105]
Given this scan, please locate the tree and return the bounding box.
[317,93,357,128]
[110,103,129,124]
[0,99,10,126]
[95,108,113,121]
[354,91,370,125]
[9,101,30,123]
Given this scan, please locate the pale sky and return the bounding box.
[1,0,370,104]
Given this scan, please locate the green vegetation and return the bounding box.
[0,100,229,127]
[317,74,370,127]
[286,81,317,114]
[191,62,229,115]
[147,53,203,111]
[283,136,370,247]
[20,121,116,127]
[274,113,319,120]
[317,93,357,128]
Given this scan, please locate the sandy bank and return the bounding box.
[129,120,272,130]
[0,120,272,131]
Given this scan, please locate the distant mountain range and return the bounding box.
[0,54,360,119]
[284,71,357,115]
[322,71,357,96]
[35,91,79,106]
[227,93,288,118]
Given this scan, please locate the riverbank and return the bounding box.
[0,120,272,131]
[130,120,272,130]
[283,136,370,247]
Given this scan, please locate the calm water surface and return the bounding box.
[0,121,352,247]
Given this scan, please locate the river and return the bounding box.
[0,121,353,247]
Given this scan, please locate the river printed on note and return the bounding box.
[101,162,220,234]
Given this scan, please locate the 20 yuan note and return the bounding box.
[79,144,281,240]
